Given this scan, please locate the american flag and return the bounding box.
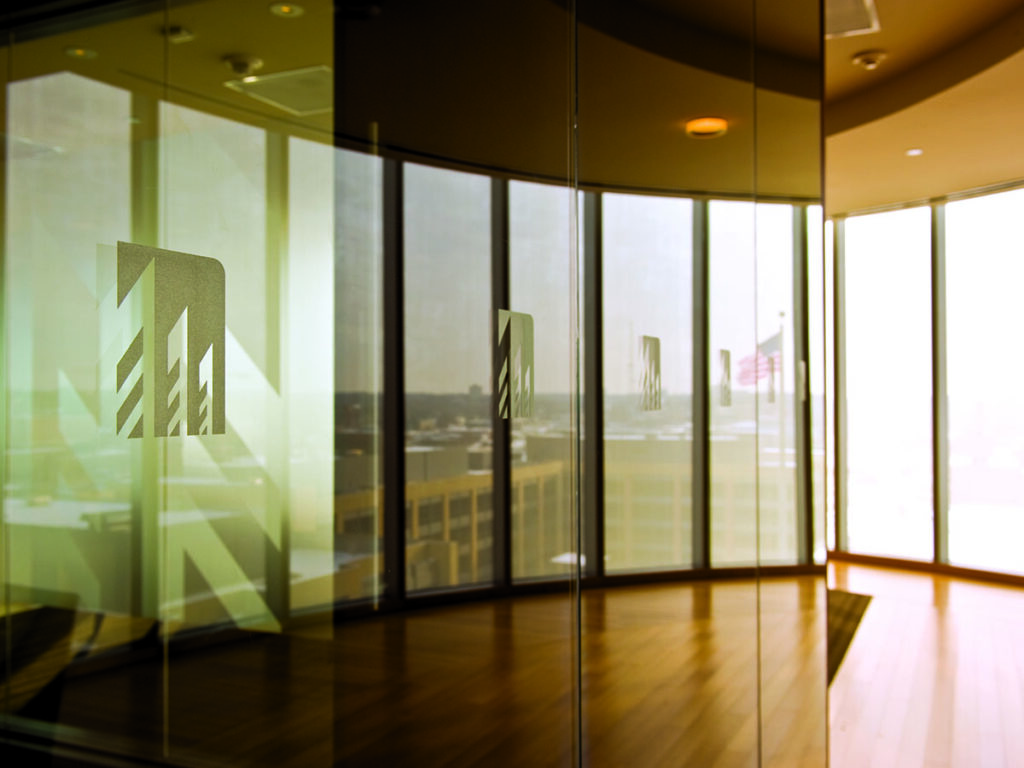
[737,331,781,386]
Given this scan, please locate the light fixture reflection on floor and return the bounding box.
[906,148,923,157]
[684,117,728,139]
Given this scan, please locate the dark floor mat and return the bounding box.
[828,589,871,685]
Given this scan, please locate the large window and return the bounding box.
[833,187,1024,577]
[509,180,574,581]
[755,203,798,565]
[602,193,693,573]
[403,163,493,592]
[946,189,1024,574]
[709,200,758,566]
[843,207,933,561]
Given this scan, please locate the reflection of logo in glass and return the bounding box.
[497,310,533,419]
[116,242,225,438]
[640,335,661,411]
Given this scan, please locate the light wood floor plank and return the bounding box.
[830,562,1024,768]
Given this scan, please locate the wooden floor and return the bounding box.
[829,562,1024,768]
[24,566,1024,766]
[23,576,826,767]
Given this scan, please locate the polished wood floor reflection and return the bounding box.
[829,562,1024,768]
[50,577,827,767]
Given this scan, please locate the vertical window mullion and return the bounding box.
[491,177,512,590]
[932,202,949,563]
[582,191,604,580]
[382,158,406,605]
[692,199,710,570]
[833,216,848,552]
[792,205,813,565]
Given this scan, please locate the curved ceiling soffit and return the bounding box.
[826,1,1024,136]
[549,0,821,100]
[7,0,822,102]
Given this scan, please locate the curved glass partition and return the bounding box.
[1,0,825,765]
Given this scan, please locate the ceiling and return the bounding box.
[9,0,1013,212]
[4,0,823,200]
[825,0,1024,214]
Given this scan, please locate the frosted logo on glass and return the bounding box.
[640,335,661,411]
[497,310,534,419]
[116,242,226,438]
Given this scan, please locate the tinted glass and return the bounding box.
[602,193,693,573]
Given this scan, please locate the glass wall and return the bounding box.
[335,147,384,602]
[4,1,338,763]
[1,0,826,765]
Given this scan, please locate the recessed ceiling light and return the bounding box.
[684,117,728,139]
[851,49,887,71]
[65,46,97,60]
[269,2,305,17]
[906,148,923,157]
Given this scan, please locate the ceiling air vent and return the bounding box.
[225,65,333,116]
[826,0,880,39]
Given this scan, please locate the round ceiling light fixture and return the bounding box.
[852,49,887,71]
[684,117,728,139]
[905,148,924,157]
[269,2,305,17]
[65,46,98,60]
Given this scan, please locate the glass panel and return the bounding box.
[336,2,577,766]
[576,0,764,757]
[755,203,798,566]
[844,207,933,560]
[710,200,758,567]
[755,0,826,757]
[288,136,338,610]
[160,99,335,764]
[4,68,145,742]
[509,180,574,582]
[3,2,337,764]
[947,188,1024,573]
[403,162,493,593]
[602,192,693,573]
[335,148,384,602]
